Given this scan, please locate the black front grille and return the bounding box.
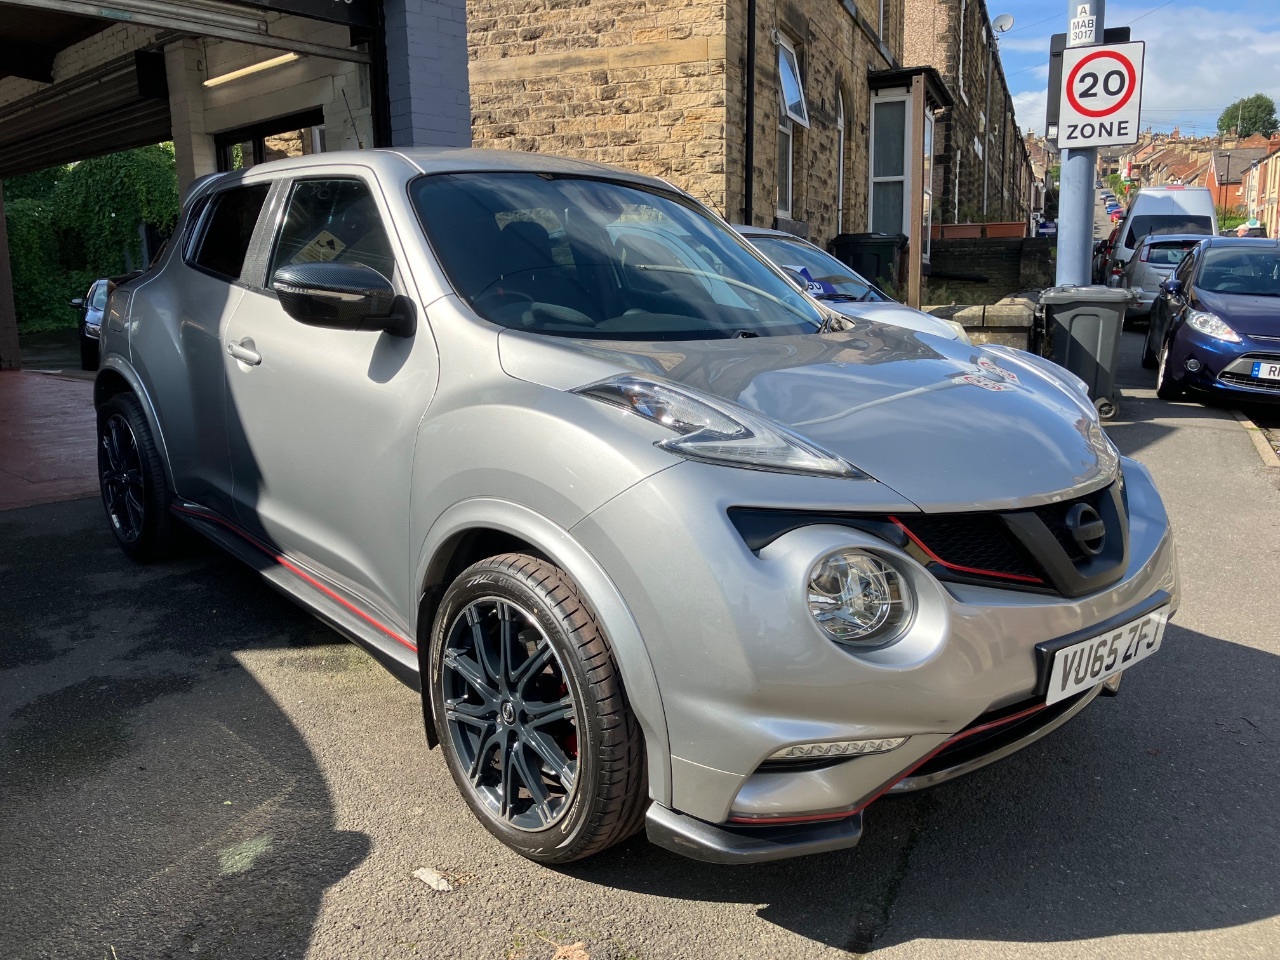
[1032,486,1109,563]
[1220,372,1280,392]
[896,513,1042,581]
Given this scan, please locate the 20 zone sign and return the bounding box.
[1058,41,1145,149]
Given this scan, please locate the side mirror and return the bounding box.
[69,298,84,309]
[1160,278,1183,298]
[780,266,809,292]
[272,262,415,338]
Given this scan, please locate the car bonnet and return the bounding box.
[1196,289,1280,338]
[500,326,1118,511]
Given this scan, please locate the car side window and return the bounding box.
[268,178,396,284]
[1175,248,1197,287]
[188,185,271,281]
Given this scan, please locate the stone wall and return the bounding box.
[467,0,901,244]
[467,0,731,212]
[924,236,1053,303]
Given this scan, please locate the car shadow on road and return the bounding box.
[0,498,370,960]
[564,622,1280,953]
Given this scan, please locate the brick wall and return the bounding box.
[925,236,1053,302]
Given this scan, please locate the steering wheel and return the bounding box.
[529,302,597,327]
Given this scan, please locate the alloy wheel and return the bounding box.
[441,598,580,831]
[99,413,146,544]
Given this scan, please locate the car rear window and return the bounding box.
[749,237,886,302]
[1125,215,1213,249]
[189,184,270,281]
[1143,240,1199,266]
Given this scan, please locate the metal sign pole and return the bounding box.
[1056,0,1105,286]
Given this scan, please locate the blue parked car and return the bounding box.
[1143,238,1280,402]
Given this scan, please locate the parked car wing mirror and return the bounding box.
[1160,278,1183,298]
[69,298,84,309]
[273,262,415,338]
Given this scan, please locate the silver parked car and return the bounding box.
[95,150,1179,865]
[1120,234,1204,320]
[734,225,970,342]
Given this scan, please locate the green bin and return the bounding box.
[1040,285,1135,420]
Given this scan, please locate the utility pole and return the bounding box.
[1055,0,1105,286]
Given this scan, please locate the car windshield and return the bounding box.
[1125,214,1213,248]
[1198,247,1280,296]
[411,173,824,340]
[89,283,110,310]
[747,236,887,302]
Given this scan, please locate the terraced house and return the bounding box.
[466,0,952,302]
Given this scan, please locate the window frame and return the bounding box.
[182,182,273,284]
[776,34,810,129]
[264,175,400,290]
[957,0,969,103]
[868,93,912,236]
[778,112,794,219]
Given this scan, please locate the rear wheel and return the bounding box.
[97,393,175,561]
[1155,340,1184,401]
[429,554,646,864]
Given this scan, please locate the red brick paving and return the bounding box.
[0,370,99,511]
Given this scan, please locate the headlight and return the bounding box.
[807,550,914,646]
[945,319,972,345]
[575,375,865,479]
[1186,310,1241,343]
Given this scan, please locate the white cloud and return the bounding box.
[1006,6,1280,137]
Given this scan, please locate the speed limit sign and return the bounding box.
[1058,41,1145,148]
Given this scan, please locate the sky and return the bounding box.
[992,0,1280,139]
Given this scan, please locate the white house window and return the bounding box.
[778,113,794,218]
[777,35,809,128]
[870,96,909,235]
[836,91,846,234]
[974,136,983,160]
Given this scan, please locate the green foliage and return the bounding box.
[1217,206,1248,231]
[1217,94,1278,138]
[3,144,178,330]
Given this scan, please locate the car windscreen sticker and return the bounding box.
[786,265,837,296]
[292,230,347,264]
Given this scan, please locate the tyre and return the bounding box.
[1140,323,1158,370]
[80,333,99,371]
[97,393,176,561]
[429,553,646,864]
[1155,340,1184,402]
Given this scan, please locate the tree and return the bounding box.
[1217,94,1278,139]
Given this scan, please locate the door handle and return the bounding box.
[227,338,262,366]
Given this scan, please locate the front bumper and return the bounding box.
[573,456,1179,859]
[1167,332,1280,402]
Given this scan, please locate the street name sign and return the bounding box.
[1058,41,1145,149]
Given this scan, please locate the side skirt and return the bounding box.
[171,501,421,692]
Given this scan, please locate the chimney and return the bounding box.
[1172,126,1180,140]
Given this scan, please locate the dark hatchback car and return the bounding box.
[1143,238,1280,402]
[71,278,113,370]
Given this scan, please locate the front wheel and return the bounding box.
[429,554,646,864]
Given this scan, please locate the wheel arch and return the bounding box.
[415,498,672,806]
[94,359,176,491]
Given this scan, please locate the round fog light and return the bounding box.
[1184,358,1202,372]
[807,550,914,646]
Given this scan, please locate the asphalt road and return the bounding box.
[3,333,1279,960]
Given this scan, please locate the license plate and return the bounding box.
[1252,361,1280,381]
[1046,607,1169,705]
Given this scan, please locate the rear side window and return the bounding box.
[1143,241,1199,266]
[189,185,270,281]
[1125,215,1213,250]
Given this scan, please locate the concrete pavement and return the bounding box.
[2,333,1278,959]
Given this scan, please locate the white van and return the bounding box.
[1106,186,1218,285]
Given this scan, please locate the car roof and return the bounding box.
[189,148,678,200]
[1134,233,1210,246]
[731,224,814,241]
[1203,236,1280,248]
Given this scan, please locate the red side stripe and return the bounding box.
[171,504,417,653]
[889,515,1045,585]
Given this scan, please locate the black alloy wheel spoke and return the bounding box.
[101,414,144,542]
[442,597,580,831]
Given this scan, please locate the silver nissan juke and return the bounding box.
[94,149,1179,865]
